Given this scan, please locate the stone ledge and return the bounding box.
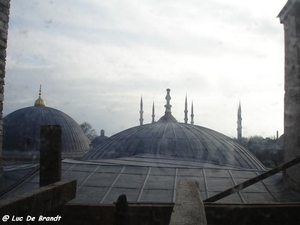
[0,179,77,219]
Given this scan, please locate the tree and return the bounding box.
[80,122,97,141]
[233,135,283,168]
[232,137,249,148]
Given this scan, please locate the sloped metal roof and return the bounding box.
[2,159,300,204]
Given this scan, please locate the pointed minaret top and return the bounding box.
[237,100,242,141]
[184,94,188,124]
[191,101,194,125]
[139,96,144,126]
[152,101,155,123]
[34,84,46,107]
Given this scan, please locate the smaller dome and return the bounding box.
[34,85,46,106]
[91,130,108,147]
[3,86,90,164]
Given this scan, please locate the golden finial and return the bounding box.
[34,84,46,106]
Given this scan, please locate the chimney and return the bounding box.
[40,125,62,187]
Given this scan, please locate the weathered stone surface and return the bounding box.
[0,179,77,219]
[0,0,10,169]
[281,2,300,193]
[169,179,207,225]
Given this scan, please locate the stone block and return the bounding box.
[0,179,77,218]
[169,179,207,225]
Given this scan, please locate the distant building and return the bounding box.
[91,129,108,148]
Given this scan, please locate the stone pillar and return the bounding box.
[169,179,207,225]
[0,0,10,171]
[279,0,300,193]
[40,125,62,187]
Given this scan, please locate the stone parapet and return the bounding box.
[280,1,300,193]
[0,0,10,170]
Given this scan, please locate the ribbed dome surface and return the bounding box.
[3,106,90,154]
[83,122,265,170]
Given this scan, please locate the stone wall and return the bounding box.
[0,0,10,169]
[280,1,300,193]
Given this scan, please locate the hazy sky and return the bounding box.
[4,0,287,138]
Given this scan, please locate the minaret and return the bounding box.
[184,94,188,124]
[191,101,194,125]
[152,102,155,123]
[237,100,242,141]
[139,96,143,126]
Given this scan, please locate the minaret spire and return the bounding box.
[139,96,144,126]
[237,100,242,141]
[191,101,194,125]
[152,102,155,123]
[184,94,188,124]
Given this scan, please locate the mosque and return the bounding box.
[1,88,300,212]
[1,0,300,224]
[0,87,300,224]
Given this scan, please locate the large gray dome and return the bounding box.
[83,122,264,170]
[83,89,265,170]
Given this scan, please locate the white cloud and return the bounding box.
[3,0,287,138]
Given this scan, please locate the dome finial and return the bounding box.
[164,88,172,113]
[157,88,177,123]
[34,84,46,106]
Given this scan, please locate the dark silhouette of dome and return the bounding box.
[3,87,90,162]
[83,89,265,170]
